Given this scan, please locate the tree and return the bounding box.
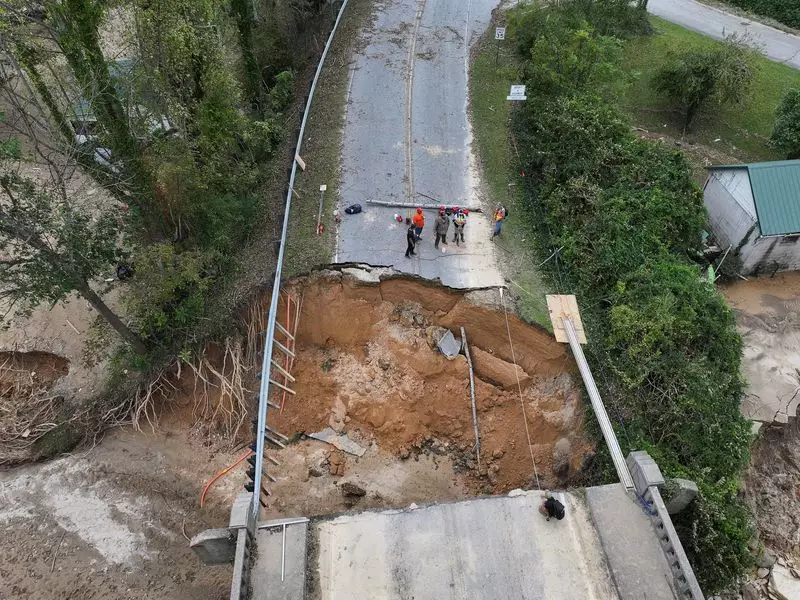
[653,36,757,130]
[770,88,800,159]
[0,156,147,354]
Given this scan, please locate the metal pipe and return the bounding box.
[460,327,480,469]
[562,317,634,490]
[280,523,286,582]
[366,199,483,212]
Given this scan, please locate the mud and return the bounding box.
[721,273,800,577]
[721,273,800,424]
[744,421,800,560]
[265,269,592,500]
[0,350,70,394]
[0,269,594,599]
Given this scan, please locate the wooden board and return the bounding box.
[546,294,587,344]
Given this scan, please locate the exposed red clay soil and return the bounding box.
[0,350,69,396]
[267,270,593,494]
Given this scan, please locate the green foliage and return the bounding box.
[673,482,755,592]
[507,1,753,591]
[0,171,122,313]
[724,0,800,28]
[653,36,758,130]
[770,88,800,158]
[268,70,295,114]
[123,243,213,347]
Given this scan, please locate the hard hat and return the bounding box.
[439,206,445,214]
[416,207,422,213]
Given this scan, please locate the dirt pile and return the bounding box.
[0,351,71,464]
[267,269,593,494]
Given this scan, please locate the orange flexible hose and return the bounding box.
[280,293,292,413]
[200,449,253,508]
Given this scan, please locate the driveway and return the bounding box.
[336,0,504,289]
[648,0,800,68]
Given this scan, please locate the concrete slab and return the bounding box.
[586,484,676,600]
[251,523,308,600]
[313,490,618,600]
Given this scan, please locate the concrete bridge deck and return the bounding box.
[250,486,678,600]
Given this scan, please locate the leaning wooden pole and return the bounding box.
[460,327,481,469]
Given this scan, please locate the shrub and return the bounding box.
[770,88,800,159]
[507,2,753,591]
[653,35,758,130]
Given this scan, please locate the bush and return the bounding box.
[725,0,800,28]
[770,88,800,158]
[124,243,214,348]
[507,2,753,592]
[653,35,758,130]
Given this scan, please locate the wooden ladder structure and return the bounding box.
[248,289,303,508]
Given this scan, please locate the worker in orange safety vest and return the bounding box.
[412,207,425,239]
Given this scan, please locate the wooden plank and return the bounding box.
[546,294,587,344]
[295,154,306,171]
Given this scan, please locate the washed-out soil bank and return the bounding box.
[254,267,595,514]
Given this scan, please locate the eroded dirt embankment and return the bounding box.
[266,268,593,496]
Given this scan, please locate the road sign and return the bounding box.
[506,84,527,101]
[495,27,506,40]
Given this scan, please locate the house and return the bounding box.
[704,159,800,275]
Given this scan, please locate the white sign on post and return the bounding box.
[507,84,527,101]
[495,27,506,40]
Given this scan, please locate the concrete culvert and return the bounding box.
[257,268,596,516]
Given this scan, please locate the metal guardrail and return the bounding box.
[234,1,352,598]
[562,317,635,490]
[644,486,705,600]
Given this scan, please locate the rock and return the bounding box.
[664,478,699,515]
[487,470,498,486]
[740,583,758,600]
[308,466,324,477]
[470,346,532,390]
[378,358,391,371]
[398,447,410,460]
[771,564,800,600]
[552,438,571,478]
[757,568,770,579]
[492,449,504,459]
[340,482,367,497]
[757,552,777,569]
[328,451,346,476]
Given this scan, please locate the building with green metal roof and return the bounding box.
[704,159,800,275]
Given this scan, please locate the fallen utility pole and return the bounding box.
[460,327,481,469]
[547,295,634,491]
[366,200,483,212]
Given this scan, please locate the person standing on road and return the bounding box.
[405,223,417,258]
[452,208,466,245]
[492,204,507,239]
[434,207,450,249]
[412,207,425,239]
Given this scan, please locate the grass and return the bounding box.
[621,16,800,162]
[469,28,552,329]
[283,0,374,277]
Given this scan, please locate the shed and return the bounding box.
[704,160,800,275]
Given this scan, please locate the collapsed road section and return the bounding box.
[189,267,702,600]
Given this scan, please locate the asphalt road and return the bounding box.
[648,0,800,68]
[336,0,504,289]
